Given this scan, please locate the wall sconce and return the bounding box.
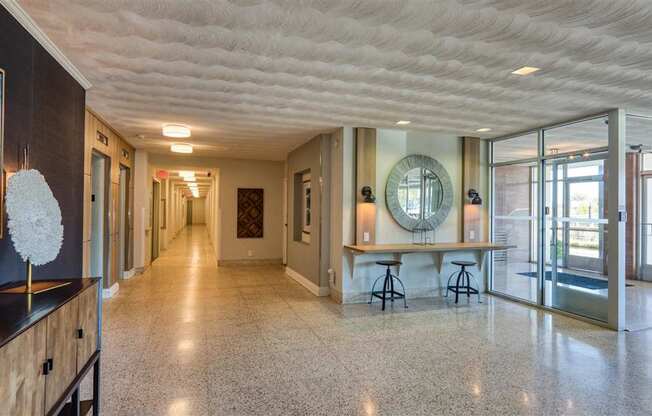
[361,186,376,203]
[468,189,482,205]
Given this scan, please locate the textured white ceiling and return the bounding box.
[17,0,652,161]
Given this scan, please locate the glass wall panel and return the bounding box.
[543,116,608,156]
[625,114,652,330]
[492,132,538,163]
[543,118,608,322]
[491,161,539,303]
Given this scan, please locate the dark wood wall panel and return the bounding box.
[0,7,85,285]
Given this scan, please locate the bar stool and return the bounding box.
[369,260,407,310]
[445,261,481,303]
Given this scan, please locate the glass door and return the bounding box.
[640,175,652,281]
[545,156,609,322]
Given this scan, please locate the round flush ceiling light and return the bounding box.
[170,144,193,154]
[162,124,191,138]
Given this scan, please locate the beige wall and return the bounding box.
[192,198,206,224]
[148,154,284,263]
[286,134,331,289]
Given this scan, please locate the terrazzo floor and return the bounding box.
[90,226,652,415]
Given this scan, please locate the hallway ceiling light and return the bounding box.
[396,120,411,125]
[476,128,492,132]
[183,177,196,182]
[162,124,191,138]
[171,144,193,154]
[511,66,540,75]
[178,171,195,178]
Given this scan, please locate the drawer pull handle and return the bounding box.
[42,361,49,375]
[47,358,53,371]
[77,328,84,339]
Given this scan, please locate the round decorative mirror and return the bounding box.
[386,155,453,231]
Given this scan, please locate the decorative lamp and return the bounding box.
[361,186,376,203]
[468,189,482,205]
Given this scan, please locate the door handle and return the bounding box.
[47,358,53,371]
[43,361,49,375]
[77,328,84,339]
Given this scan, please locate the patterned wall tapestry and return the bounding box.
[237,188,264,238]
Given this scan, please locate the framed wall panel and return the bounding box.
[237,188,264,238]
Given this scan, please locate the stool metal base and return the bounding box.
[369,266,407,311]
[445,267,481,304]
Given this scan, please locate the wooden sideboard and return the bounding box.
[0,279,101,416]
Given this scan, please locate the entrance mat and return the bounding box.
[517,271,633,290]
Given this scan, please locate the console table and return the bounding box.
[0,278,101,416]
[344,242,514,278]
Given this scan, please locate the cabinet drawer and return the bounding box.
[45,298,79,412]
[77,282,99,371]
[0,321,47,416]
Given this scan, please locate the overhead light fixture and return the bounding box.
[511,66,540,76]
[178,171,195,178]
[183,177,196,182]
[476,128,492,133]
[163,124,191,138]
[396,120,411,125]
[171,144,193,154]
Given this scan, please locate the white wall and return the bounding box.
[339,129,481,303]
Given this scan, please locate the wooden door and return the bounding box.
[0,320,47,416]
[45,298,79,412]
[77,283,99,371]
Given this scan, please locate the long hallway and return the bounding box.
[98,226,652,416]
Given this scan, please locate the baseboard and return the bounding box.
[285,267,330,297]
[122,269,136,280]
[218,258,282,266]
[102,282,119,299]
[329,286,343,304]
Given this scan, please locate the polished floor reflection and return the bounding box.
[91,226,652,415]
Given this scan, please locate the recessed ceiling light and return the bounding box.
[178,171,195,178]
[511,66,540,76]
[183,177,196,182]
[476,128,492,132]
[163,124,191,138]
[171,143,193,154]
[396,120,411,125]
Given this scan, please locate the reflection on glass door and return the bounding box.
[491,162,539,303]
[641,175,652,281]
[545,157,609,322]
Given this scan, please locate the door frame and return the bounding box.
[90,151,111,286]
[151,179,161,262]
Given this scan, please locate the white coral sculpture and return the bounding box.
[5,169,63,266]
